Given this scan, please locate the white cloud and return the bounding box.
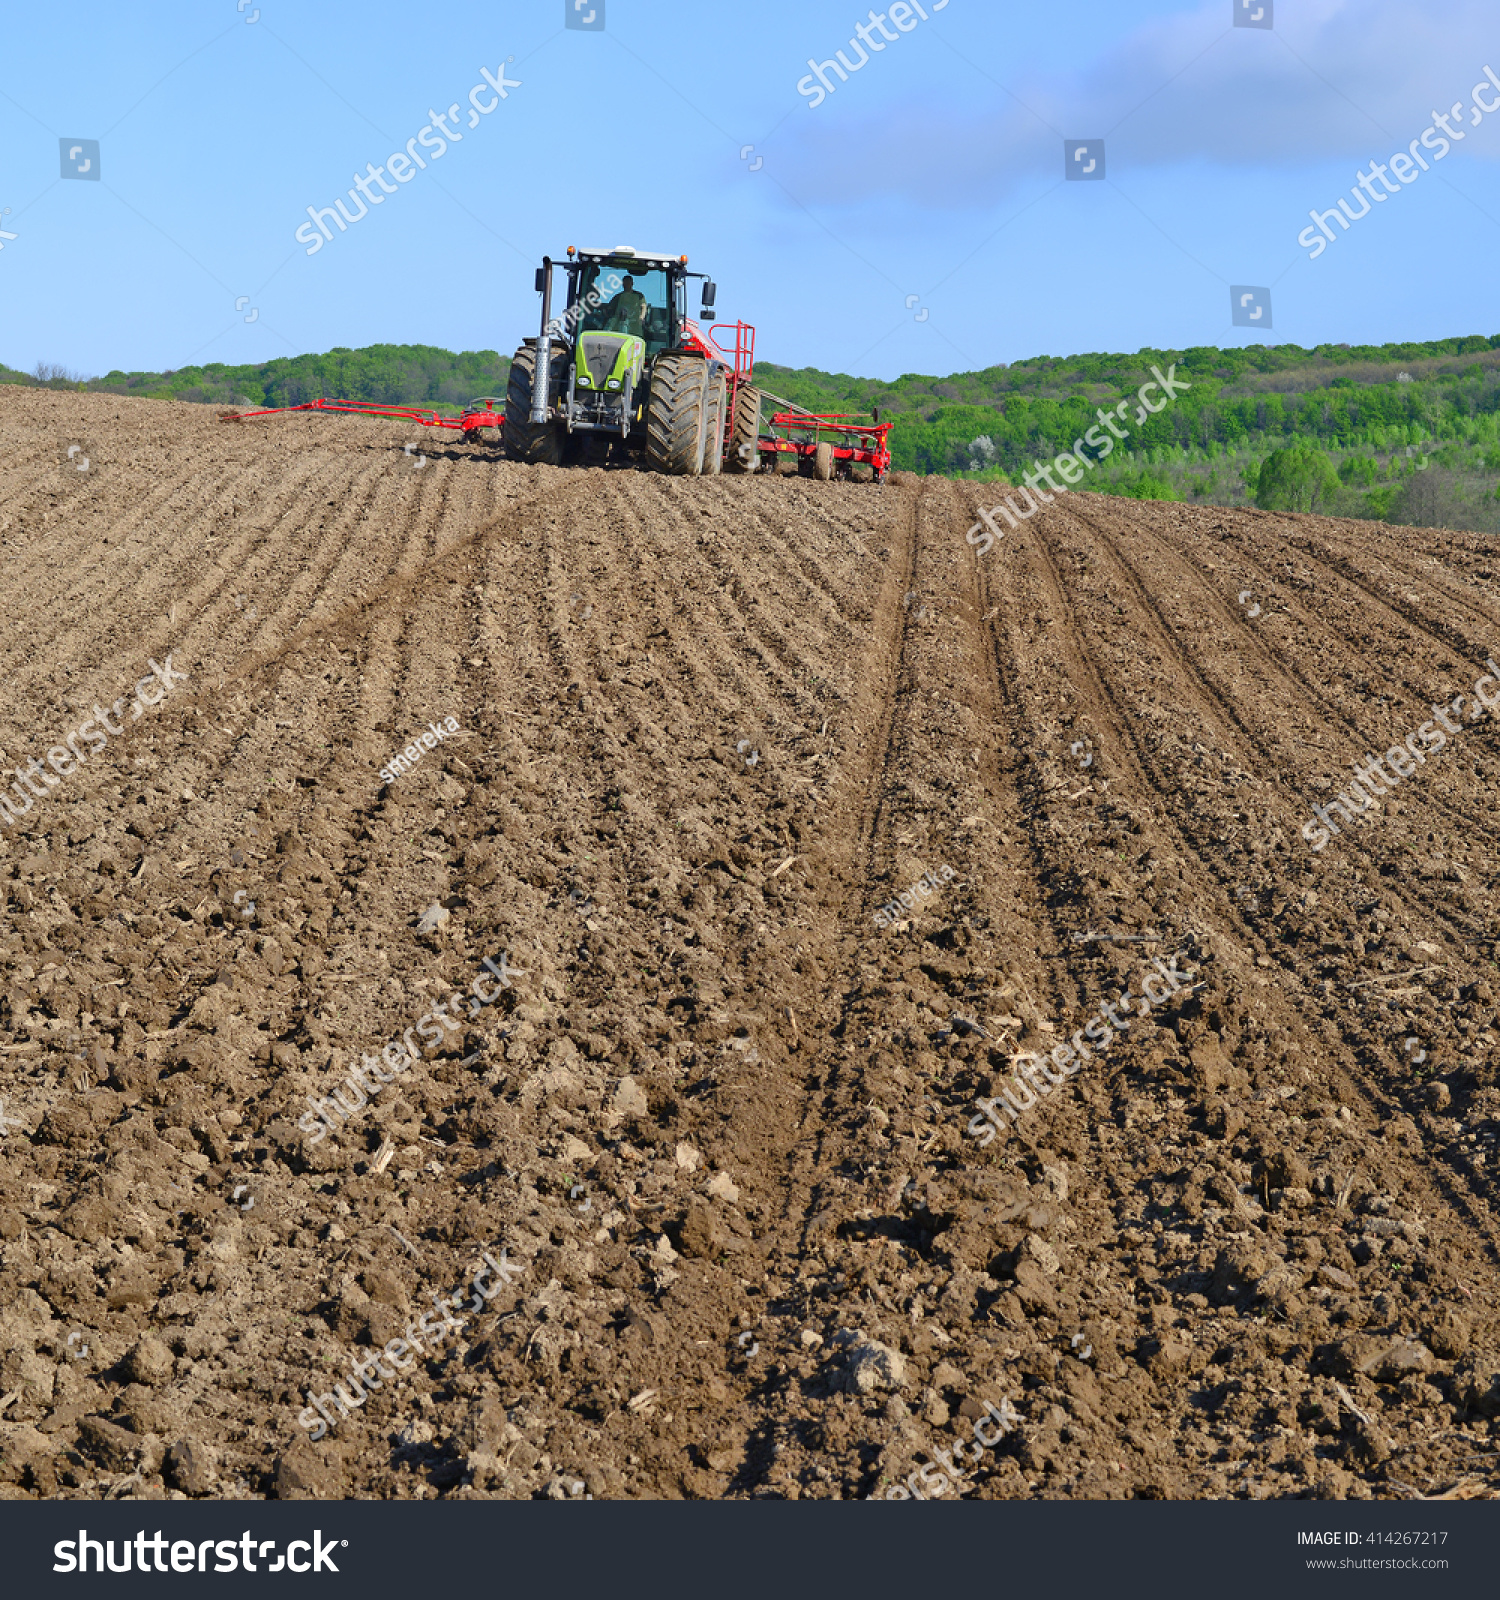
[775,0,1500,211]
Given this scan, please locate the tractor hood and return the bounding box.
[575,332,645,392]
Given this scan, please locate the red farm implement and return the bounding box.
[220,396,505,443]
[679,316,890,482]
[755,401,892,485]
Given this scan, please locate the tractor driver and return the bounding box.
[603,275,647,339]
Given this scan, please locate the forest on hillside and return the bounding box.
[758,334,1500,532]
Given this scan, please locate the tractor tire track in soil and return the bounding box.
[2,391,1499,1505]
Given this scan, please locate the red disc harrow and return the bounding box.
[220,396,505,443]
[756,404,892,484]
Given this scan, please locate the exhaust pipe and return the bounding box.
[531,256,554,425]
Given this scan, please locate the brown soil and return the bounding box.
[2,386,1499,1503]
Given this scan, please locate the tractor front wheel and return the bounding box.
[645,355,709,476]
[503,345,566,466]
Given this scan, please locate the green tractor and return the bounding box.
[503,246,762,475]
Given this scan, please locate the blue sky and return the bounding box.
[3,0,1499,382]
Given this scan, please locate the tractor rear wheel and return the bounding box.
[702,370,727,477]
[503,345,565,466]
[727,383,762,473]
[645,355,709,475]
[814,442,835,481]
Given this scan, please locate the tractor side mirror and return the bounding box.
[535,268,546,293]
[701,280,717,309]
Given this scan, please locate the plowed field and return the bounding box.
[3,385,1500,1503]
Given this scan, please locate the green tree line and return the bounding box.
[757,333,1500,530]
[8,331,1500,530]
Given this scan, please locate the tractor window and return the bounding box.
[574,263,673,357]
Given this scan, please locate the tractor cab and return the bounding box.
[569,250,683,360]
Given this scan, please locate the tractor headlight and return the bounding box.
[606,378,621,390]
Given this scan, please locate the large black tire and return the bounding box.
[645,354,709,476]
[503,345,565,465]
[702,370,727,477]
[814,442,835,481]
[727,382,762,473]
